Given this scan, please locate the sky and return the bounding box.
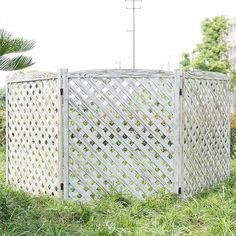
[0,0,236,86]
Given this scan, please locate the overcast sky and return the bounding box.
[0,0,236,86]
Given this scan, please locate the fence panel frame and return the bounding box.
[181,71,231,197]
[5,77,9,185]
[61,69,69,199]
[63,70,178,201]
[173,70,183,194]
[6,72,64,197]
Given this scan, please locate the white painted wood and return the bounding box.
[5,77,9,185]
[68,69,174,79]
[173,70,183,194]
[58,69,67,197]
[6,72,62,197]
[182,71,231,197]
[184,71,230,81]
[7,72,57,83]
[6,69,231,201]
[65,71,176,200]
[61,69,69,199]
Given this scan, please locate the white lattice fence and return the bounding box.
[6,73,63,197]
[63,70,178,201]
[6,69,231,201]
[181,71,231,197]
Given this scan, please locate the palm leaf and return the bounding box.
[0,55,35,71]
[0,29,35,56]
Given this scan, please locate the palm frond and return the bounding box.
[0,55,35,71]
[0,29,35,56]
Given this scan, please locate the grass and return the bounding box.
[0,147,236,236]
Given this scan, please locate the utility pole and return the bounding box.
[126,0,142,69]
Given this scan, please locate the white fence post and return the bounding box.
[58,69,67,197]
[174,70,183,195]
[5,77,9,185]
[60,69,69,199]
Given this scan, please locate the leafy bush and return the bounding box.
[0,87,5,109]
[0,109,5,145]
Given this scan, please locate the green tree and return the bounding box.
[0,29,35,71]
[231,72,236,91]
[180,52,191,71]
[191,16,230,73]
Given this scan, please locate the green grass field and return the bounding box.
[0,146,236,236]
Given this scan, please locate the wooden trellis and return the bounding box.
[6,69,231,200]
[181,71,231,197]
[6,72,63,197]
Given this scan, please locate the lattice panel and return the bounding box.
[7,76,62,196]
[65,71,176,201]
[182,72,231,197]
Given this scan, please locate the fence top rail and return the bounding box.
[68,69,174,79]
[183,71,230,81]
[7,72,57,83]
[6,69,229,83]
